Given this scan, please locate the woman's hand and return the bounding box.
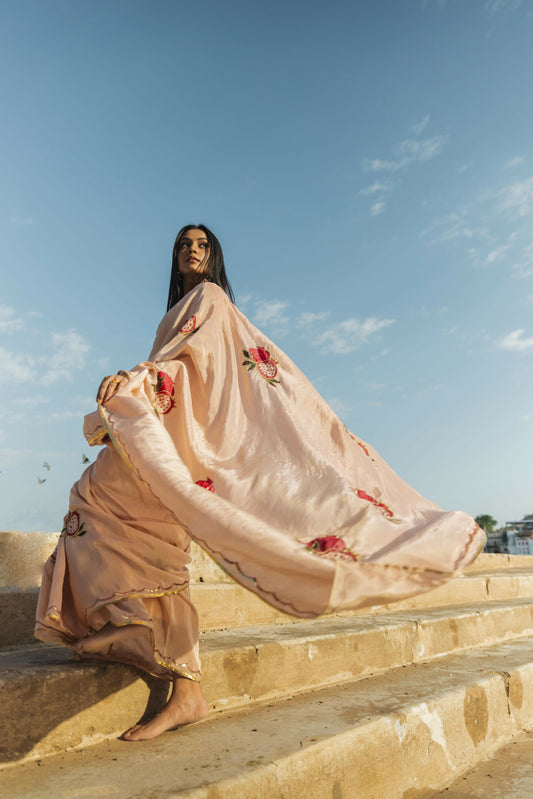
[97,371,131,405]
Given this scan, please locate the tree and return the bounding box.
[475,514,498,533]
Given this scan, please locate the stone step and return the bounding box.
[2,635,533,798]
[2,598,533,767]
[430,730,533,797]
[4,567,533,648]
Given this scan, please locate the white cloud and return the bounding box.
[370,201,386,216]
[0,346,34,383]
[496,177,533,217]
[360,180,392,195]
[0,304,24,333]
[485,0,522,12]
[316,317,395,355]
[252,300,290,338]
[363,157,409,173]
[457,162,473,174]
[485,245,509,265]
[411,115,430,135]
[497,328,533,352]
[41,330,90,385]
[296,311,330,328]
[393,134,449,162]
[505,157,525,169]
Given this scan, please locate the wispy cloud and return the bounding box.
[485,0,523,13]
[497,328,533,352]
[251,300,290,338]
[457,162,473,174]
[315,317,395,355]
[359,180,392,196]
[411,114,430,135]
[485,245,509,265]
[505,156,525,169]
[41,330,91,385]
[0,303,24,334]
[0,346,34,383]
[363,135,449,173]
[296,311,330,328]
[361,122,449,216]
[496,177,533,217]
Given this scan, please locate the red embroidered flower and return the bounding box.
[180,315,197,335]
[306,535,358,561]
[344,425,370,457]
[62,510,87,537]
[355,489,393,518]
[152,370,175,415]
[195,478,215,492]
[355,440,370,457]
[242,347,280,385]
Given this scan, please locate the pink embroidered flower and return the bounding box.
[195,478,215,492]
[180,315,197,335]
[355,489,393,518]
[62,510,87,537]
[152,370,175,415]
[242,347,280,385]
[306,535,358,561]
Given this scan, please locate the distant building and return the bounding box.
[484,514,533,555]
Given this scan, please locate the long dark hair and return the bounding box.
[166,224,235,311]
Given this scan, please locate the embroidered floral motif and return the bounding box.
[152,370,175,415]
[242,347,280,385]
[355,488,394,518]
[62,510,87,537]
[195,478,215,492]
[180,315,197,335]
[306,535,358,562]
[343,424,371,457]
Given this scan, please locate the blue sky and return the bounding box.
[1,0,532,531]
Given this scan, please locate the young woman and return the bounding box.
[35,224,485,741]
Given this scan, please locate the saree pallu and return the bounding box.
[35,283,485,680]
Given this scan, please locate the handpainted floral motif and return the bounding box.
[180,315,197,335]
[195,478,215,492]
[306,535,358,562]
[152,370,175,415]
[355,488,394,519]
[62,510,87,538]
[242,347,280,385]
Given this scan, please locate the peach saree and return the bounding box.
[35,283,485,681]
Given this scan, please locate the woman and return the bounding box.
[35,224,485,742]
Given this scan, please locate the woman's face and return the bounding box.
[176,228,210,278]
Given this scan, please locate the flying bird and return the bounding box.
[82,454,90,463]
[43,462,51,471]
[38,477,47,484]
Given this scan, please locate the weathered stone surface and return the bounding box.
[2,638,533,798]
[2,600,533,766]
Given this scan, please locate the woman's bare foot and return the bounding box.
[72,624,142,655]
[122,676,209,741]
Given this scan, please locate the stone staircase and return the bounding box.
[2,531,533,798]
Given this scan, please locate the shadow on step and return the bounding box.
[0,645,171,765]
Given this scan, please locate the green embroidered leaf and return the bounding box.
[246,363,255,371]
[243,350,251,359]
[78,530,87,536]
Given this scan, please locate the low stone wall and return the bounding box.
[0,531,231,591]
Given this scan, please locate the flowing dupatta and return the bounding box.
[81,282,485,618]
